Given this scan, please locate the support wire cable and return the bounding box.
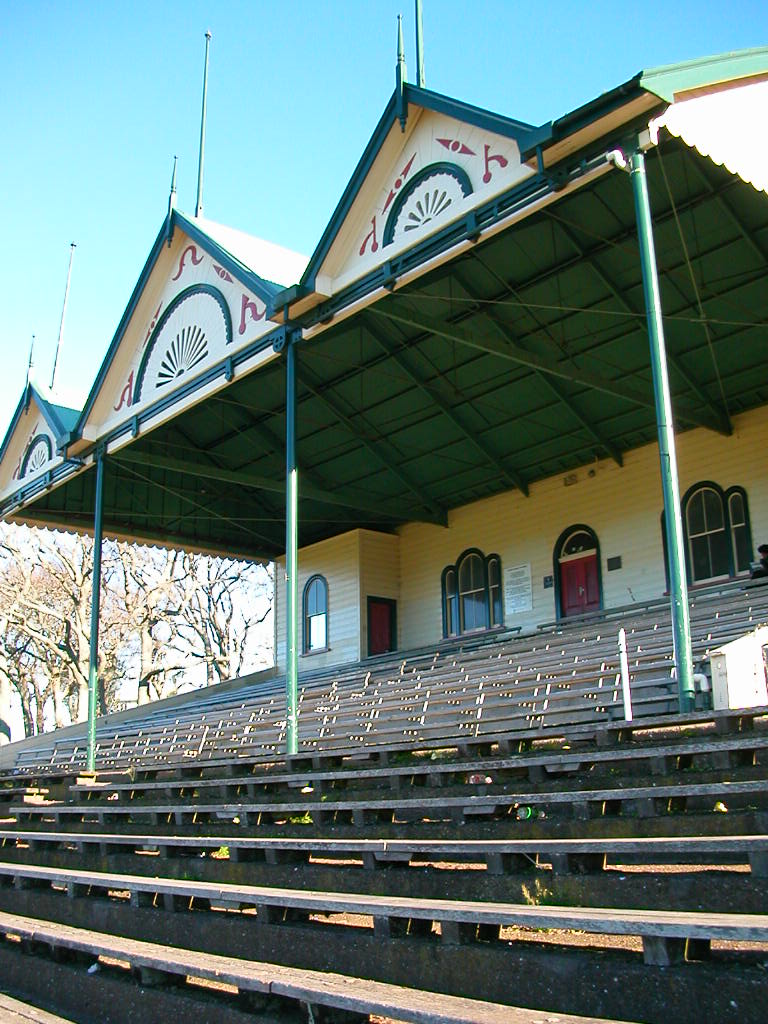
[656,145,731,423]
[115,460,277,548]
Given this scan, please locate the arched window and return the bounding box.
[666,482,753,586]
[553,524,602,619]
[727,487,752,574]
[441,550,503,638]
[303,575,328,653]
[442,567,459,637]
[686,485,728,582]
[488,555,503,627]
[459,551,486,632]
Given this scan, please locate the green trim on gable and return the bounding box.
[73,210,283,444]
[640,46,768,102]
[300,84,536,294]
[173,212,283,304]
[521,45,768,161]
[0,383,79,466]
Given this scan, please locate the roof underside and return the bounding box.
[17,133,768,560]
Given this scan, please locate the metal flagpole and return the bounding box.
[195,31,212,219]
[51,243,76,391]
[415,0,425,88]
[629,145,695,713]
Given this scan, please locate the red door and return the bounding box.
[560,555,600,617]
[368,598,396,656]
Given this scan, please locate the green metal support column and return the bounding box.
[629,146,695,712]
[86,450,105,772]
[285,337,299,754]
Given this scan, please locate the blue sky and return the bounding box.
[1,1,765,435]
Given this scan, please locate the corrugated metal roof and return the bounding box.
[651,79,768,195]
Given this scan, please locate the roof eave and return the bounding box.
[172,211,283,304]
[520,74,647,161]
[522,46,768,163]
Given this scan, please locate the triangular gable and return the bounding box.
[650,78,768,195]
[74,210,307,449]
[0,382,79,502]
[300,85,536,302]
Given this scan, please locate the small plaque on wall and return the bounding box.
[607,556,622,571]
[504,563,533,614]
[543,575,554,589]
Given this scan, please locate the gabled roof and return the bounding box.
[74,209,307,439]
[295,82,536,298]
[0,380,80,466]
[521,46,768,161]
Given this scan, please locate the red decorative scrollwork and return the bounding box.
[114,370,135,412]
[143,304,163,349]
[213,264,234,283]
[482,144,508,184]
[239,294,265,335]
[171,244,204,281]
[382,154,416,214]
[359,216,379,256]
[436,138,475,156]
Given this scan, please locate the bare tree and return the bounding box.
[0,524,274,740]
[172,554,272,686]
[112,545,188,705]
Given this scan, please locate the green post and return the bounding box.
[86,450,105,773]
[629,146,695,713]
[285,336,299,755]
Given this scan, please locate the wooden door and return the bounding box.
[560,554,600,617]
[368,598,396,656]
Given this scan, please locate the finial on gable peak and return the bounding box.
[396,14,408,132]
[26,335,35,387]
[168,155,178,215]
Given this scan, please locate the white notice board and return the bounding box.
[504,563,533,614]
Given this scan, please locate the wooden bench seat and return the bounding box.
[0,909,634,1024]
[0,992,76,1024]
[6,704,768,793]
[2,830,767,875]
[2,860,767,966]
[65,730,768,805]
[12,772,768,829]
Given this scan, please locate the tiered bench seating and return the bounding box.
[0,706,767,1022]
[0,587,767,1022]
[7,581,768,780]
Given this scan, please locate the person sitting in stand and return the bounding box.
[751,544,768,579]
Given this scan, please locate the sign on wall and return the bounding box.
[504,563,533,614]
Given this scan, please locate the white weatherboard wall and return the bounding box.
[275,530,361,672]
[396,406,768,651]
[270,407,767,670]
[359,530,401,656]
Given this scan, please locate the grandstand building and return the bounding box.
[1,46,767,756]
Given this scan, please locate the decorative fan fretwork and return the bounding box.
[156,324,208,388]
[21,434,52,478]
[134,285,232,404]
[384,162,473,247]
[401,187,454,232]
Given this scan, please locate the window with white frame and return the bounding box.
[303,575,328,653]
